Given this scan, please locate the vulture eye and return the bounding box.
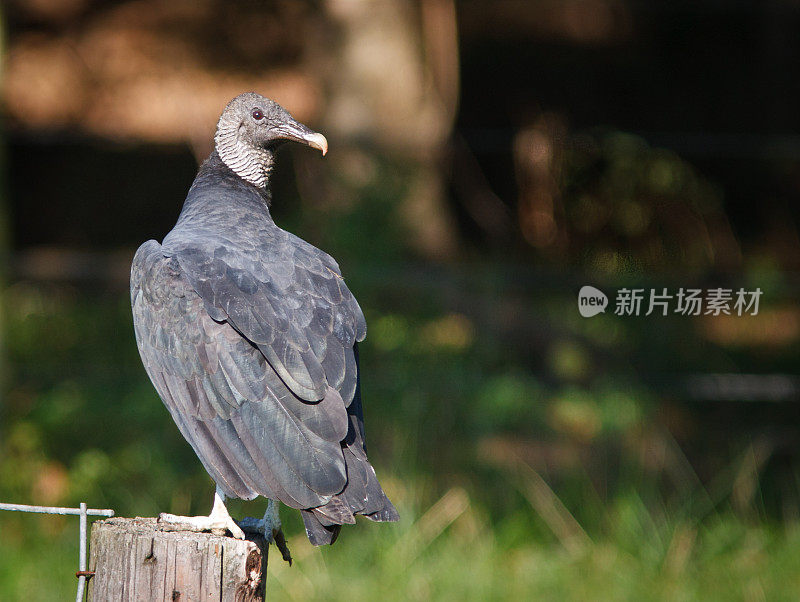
[251,109,264,120]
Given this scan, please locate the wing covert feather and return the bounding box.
[163,226,364,404]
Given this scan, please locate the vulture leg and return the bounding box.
[263,500,293,564]
[261,499,281,537]
[158,487,245,540]
[236,499,293,564]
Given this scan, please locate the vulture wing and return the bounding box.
[132,239,353,508]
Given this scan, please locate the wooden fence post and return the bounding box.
[87,517,267,601]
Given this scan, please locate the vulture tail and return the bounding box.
[301,510,342,546]
[300,348,399,546]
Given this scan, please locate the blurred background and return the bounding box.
[1,0,800,599]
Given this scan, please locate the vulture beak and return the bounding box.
[302,132,328,156]
[274,120,329,156]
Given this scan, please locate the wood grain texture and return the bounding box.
[87,518,267,601]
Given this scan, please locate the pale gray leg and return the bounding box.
[236,498,281,540]
[237,498,292,564]
[261,499,282,540]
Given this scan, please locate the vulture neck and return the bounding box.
[214,117,275,189]
[177,152,275,227]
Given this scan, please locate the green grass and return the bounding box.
[4,487,800,601]
[265,510,800,601]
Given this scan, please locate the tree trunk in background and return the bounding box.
[311,0,461,260]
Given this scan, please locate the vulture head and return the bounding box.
[215,92,328,188]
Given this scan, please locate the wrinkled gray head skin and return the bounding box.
[214,92,327,189]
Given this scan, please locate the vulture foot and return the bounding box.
[237,499,293,565]
[158,487,245,539]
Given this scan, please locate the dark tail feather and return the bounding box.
[302,343,398,546]
[302,453,398,545]
[301,509,342,546]
[365,495,399,522]
[313,495,356,525]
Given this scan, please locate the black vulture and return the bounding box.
[130,93,398,553]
